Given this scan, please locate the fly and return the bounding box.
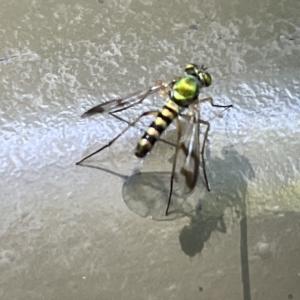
[76,64,232,216]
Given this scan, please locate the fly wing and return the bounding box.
[177,101,232,194]
[178,106,200,194]
[81,83,166,118]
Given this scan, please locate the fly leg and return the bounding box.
[76,110,159,165]
[166,117,182,216]
[199,96,233,110]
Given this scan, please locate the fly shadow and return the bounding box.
[122,144,255,300]
[177,144,255,255]
[122,144,255,222]
[77,142,254,300]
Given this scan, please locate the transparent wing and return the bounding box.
[178,99,233,194]
[178,104,201,193]
[81,81,168,118]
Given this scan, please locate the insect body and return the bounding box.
[76,64,232,216]
[135,65,210,158]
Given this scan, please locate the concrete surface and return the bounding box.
[1,0,300,299]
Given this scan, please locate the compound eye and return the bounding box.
[203,72,211,87]
[185,63,198,75]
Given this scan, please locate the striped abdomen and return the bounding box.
[135,99,180,158]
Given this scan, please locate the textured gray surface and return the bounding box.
[1,0,300,299]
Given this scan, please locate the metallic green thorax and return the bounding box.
[171,75,200,106]
[170,64,211,107]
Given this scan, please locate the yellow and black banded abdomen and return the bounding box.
[135,100,179,158]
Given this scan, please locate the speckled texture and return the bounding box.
[1,0,300,299]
